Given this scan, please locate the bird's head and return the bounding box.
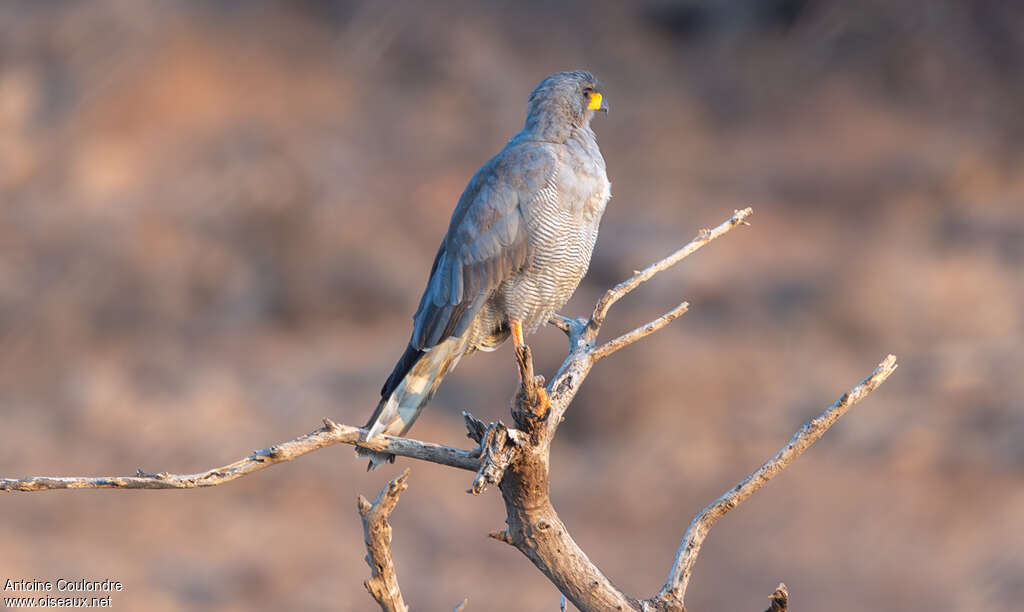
[524,70,608,139]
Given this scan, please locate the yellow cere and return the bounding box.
[587,92,603,110]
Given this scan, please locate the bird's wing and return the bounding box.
[409,143,557,351]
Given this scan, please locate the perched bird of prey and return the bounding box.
[361,70,610,469]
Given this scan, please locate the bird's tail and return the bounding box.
[359,335,470,470]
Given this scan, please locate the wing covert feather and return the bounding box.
[410,144,555,350]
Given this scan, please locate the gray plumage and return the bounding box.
[361,71,611,469]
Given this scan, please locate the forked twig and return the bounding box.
[587,207,752,338]
[652,355,898,608]
[359,469,412,612]
[0,207,897,612]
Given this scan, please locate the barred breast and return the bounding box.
[502,132,611,334]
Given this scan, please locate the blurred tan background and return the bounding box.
[1,1,1022,610]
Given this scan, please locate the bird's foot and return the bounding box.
[535,386,551,416]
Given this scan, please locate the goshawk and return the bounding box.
[361,70,610,468]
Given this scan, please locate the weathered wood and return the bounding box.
[0,420,478,491]
[650,357,897,610]
[766,583,789,612]
[0,207,899,612]
[359,470,412,612]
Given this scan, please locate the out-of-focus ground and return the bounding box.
[1,1,1022,610]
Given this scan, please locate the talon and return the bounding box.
[536,387,550,414]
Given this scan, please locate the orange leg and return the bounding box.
[510,318,525,350]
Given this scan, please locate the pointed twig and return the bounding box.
[652,355,898,609]
[591,301,689,361]
[463,411,488,445]
[469,422,522,496]
[359,469,412,612]
[586,207,752,339]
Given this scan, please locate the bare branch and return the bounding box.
[652,354,899,609]
[469,422,522,496]
[549,314,591,353]
[2,205,882,612]
[462,411,488,445]
[587,207,752,337]
[540,208,755,444]
[549,313,573,334]
[0,420,479,492]
[765,583,789,612]
[359,469,412,612]
[489,346,641,611]
[591,301,689,362]
[497,468,641,611]
[511,343,551,437]
[464,210,763,611]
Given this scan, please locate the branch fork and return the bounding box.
[0,207,899,612]
[512,343,550,434]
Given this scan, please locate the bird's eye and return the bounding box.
[582,87,594,97]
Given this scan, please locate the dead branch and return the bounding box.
[463,411,488,444]
[468,421,523,496]
[649,355,898,610]
[466,210,759,611]
[359,469,412,612]
[541,208,754,449]
[765,584,789,612]
[586,207,752,338]
[591,301,689,361]
[484,334,894,610]
[0,207,898,612]
[0,419,478,491]
[462,208,895,611]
